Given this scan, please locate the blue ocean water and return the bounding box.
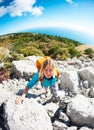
[21,27,94,45]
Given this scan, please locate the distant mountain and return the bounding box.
[20,27,94,45]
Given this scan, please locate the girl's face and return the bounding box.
[43,65,54,78]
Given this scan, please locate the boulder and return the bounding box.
[12,60,37,80]
[60,70,79,94]
[67,94,94,127]
[0,90,52,130]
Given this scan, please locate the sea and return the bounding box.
[21,27,94,46]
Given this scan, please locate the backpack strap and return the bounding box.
[55,68,60,78]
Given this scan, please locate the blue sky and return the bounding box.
[0,0,94,45]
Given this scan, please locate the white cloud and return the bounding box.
[0,6,7,17]
[66,0,73,5]
[0,0,3,3]
[65,0,78,6]
[31,6,44,16]
[0,0,44,17]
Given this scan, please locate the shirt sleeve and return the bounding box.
[26,72,39,89]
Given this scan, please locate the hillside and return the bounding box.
[0,32,94,62]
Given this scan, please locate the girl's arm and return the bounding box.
[16,72,39,104]
[16,87,29,104]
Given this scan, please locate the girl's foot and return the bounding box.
[52,96,60,103]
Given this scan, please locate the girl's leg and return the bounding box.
[45,87,51,97]
[45,87,49,93]
[50,83,60,102]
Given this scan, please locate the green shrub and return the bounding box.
[21,46,44,57]
[4,62,12,68]
[84,48,94,58]
[84,48,94,54]
[68,47,81,58]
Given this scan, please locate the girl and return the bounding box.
[16,58,60,104]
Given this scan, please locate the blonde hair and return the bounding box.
[39,59,55,82]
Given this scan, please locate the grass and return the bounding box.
[76,44,94,52]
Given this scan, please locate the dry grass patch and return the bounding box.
[0,47,10,59]
[76,44,94,52]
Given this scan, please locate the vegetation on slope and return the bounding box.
[0,32,83,61]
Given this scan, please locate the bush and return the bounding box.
[84,48,94,58]
[21,46,44,57]
[68,47,81,58]
[84,48,94,54]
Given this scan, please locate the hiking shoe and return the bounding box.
[52,96,60,103]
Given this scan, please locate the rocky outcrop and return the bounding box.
[0,90,52,130]
[78,67,94,84]
[67,94,94,127]
[1,56,94,129]
[12,60,37,80]
[60,70,80,94]
[11,56,42,80]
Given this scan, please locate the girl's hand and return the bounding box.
[15,87,29,104]
[15,96,25,104]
